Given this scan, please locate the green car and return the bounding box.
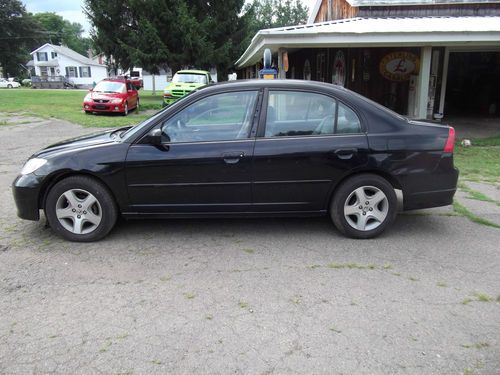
[163,70,212,106]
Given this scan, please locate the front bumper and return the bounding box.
[163,96,180,105]
[83,102,126,113]
[12,174,43,221]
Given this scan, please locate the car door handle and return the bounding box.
[334,148,357,159]
[222,152,245,164]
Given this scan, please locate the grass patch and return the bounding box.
[452,201,500,228]
[436,282,448,288]
[454,137,500,183]
[242,248,255,254]
[326,262,376,270]
[473,292,492,302]
[238,301,248,309]
[329,327,342,333]
[0,89,163,128]
[458,182,500,206]
[183,292,195,299]
[465,135,500,147]
[461,342,490,349]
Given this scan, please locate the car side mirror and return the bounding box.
[147,128,170,146]
[148,128,163,145]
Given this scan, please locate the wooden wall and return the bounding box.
[314,0,358,23]
[358,3,500,17]
[312,1,500,23]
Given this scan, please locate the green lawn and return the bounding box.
[0,88,163,128]
[454,136,500,183]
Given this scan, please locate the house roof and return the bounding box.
[30,43,104,67]
[237,16,500,67]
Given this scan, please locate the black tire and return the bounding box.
[7,84,12,89]
[135,98,139,111]
[330,174,397,239]
[123,102,128,116]
[45,175,118,242]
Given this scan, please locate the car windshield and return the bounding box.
[93,81,126,93]
[172,73,207,84]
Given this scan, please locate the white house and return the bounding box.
[30,43,108,87]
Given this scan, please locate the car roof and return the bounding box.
[203,79,352,95]
[176,70,210,75]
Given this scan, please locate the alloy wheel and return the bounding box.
[55,189,102,234]
[343,186,388,231]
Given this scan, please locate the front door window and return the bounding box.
[160,91,259,143]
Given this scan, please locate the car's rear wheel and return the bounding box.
[7,84,12,89]
[330,174,397,239]
[123,102,128,116]
[45,176,117,242]
[135,98,139,111]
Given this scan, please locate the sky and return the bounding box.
[23,0,318,36]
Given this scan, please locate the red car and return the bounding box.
[83,78,139,116]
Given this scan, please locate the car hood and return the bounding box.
[32,127,130,159]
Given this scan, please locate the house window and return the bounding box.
[36,52,48,62]
[40,67,48,77]
[79,67,92,78]
[51,52,57,59]
[66,66,78,78]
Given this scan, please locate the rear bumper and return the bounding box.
[403,166,459,210]
[403,187,456,210]
[12,174,42,221]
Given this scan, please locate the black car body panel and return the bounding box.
[13,79,458,223]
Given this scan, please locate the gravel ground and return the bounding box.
[0,115,499,375]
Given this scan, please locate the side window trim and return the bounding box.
[258,88,365,139]
[260,89,339,138]
[159,90,260,144]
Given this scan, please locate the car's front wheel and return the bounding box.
[123,102,128,116]
[45,176,117,242]
[330,174,397,239]
[7,84,12,89]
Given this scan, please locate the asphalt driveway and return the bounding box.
[0,114,498,374]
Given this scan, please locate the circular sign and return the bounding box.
[332,51,346,86]
[379,52,420,81]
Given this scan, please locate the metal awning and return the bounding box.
[34,60,59,67]
[236,16,500,68]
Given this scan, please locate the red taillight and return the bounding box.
[444,126,455,153]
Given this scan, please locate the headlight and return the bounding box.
[110,98,123,104]
[21,158,47,175]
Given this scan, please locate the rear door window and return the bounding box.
[263,91,361,137]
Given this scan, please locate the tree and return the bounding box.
[0,0,42,77]
[84,0,250,80]
[245,0,309,30]
[32,13,91,56]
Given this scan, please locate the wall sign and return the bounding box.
[332,51,346,86]
[379,52,420,81]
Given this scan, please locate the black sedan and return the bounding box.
[13,80,458,241]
